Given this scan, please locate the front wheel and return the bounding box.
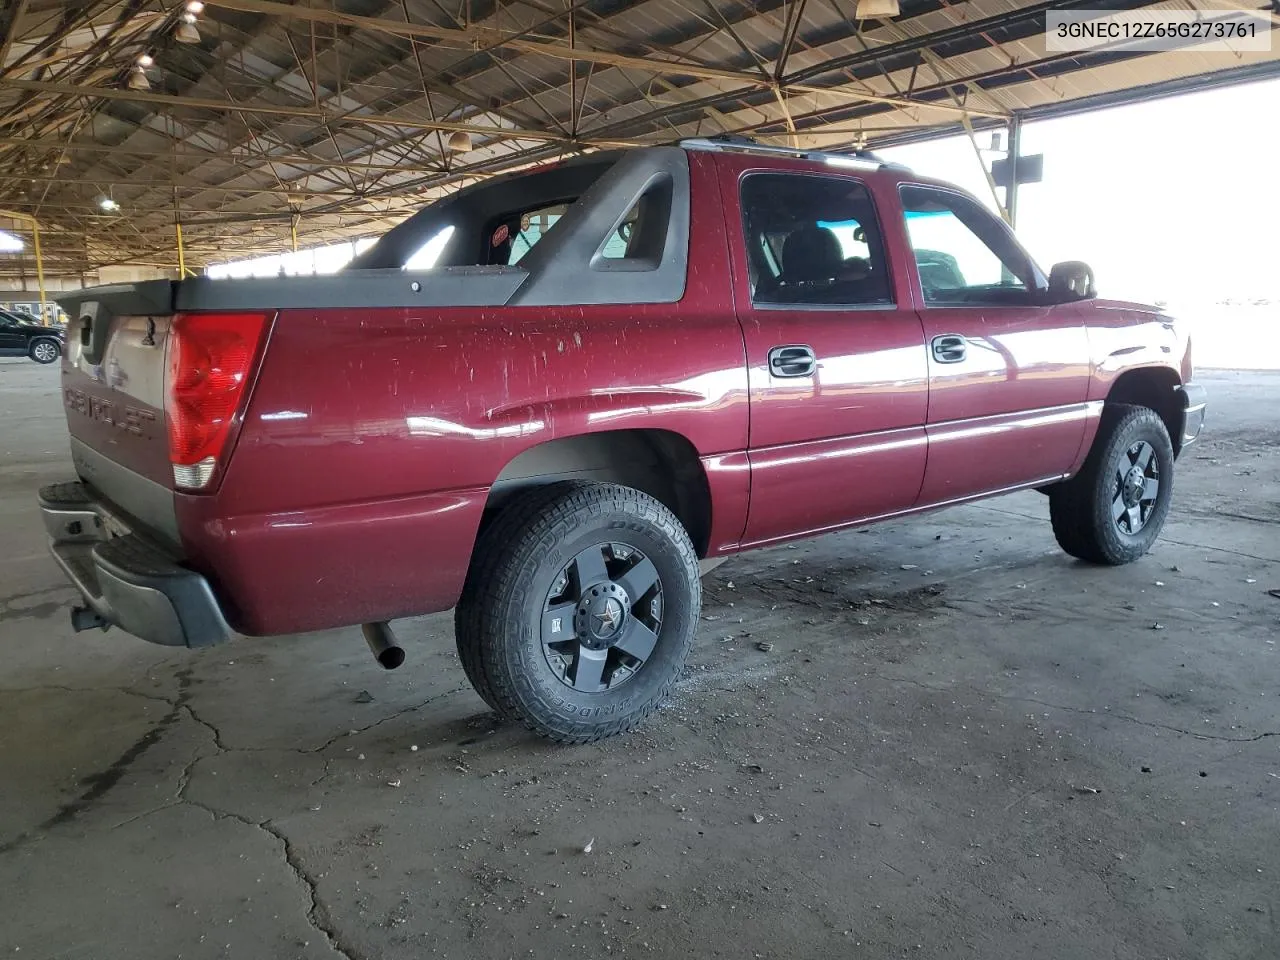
[29,339,61,364]
[455,482,700,743]
[1049,404,1174,564]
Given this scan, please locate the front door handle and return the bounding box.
[768,345,817,378]
[931,334,967,364]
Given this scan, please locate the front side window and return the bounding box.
[900,185,1042,305]
[740,173,893,307]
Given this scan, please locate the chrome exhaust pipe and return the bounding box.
[362,622,405,670]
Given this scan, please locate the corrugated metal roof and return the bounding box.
[0,0,1275,273]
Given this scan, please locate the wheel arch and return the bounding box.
[1105,366,1185,453]
[482,428,713,557]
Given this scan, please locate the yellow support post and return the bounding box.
[0,208,48,321]
[30,220,47,318]
[174,190,190,279]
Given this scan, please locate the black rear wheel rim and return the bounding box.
[1111,439,1160,535]
[540,541,664,693]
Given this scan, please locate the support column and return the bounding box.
[0,210,47,319]
[1005,115,1022,230]
[31,220,46,318]
[174,191,188,278]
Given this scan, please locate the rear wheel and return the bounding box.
[455,482,699,743]
[1050,404,1174,564]
[29,339,60,364]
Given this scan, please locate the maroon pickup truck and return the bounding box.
[41,138,1205,742]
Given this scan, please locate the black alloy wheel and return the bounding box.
[1050,404,1175,565]
[541,542,664,693]
[1112,440,1161,535]
[455,481,700,743]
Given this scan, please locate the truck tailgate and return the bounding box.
[56,282,180,545]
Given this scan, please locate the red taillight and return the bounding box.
[165,312,268,490]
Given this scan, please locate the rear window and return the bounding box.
[507,204,567,264]
[346,154,622,273]
[403,226,456,270]
[399,195,648,270]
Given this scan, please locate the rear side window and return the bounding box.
[593,174,675,269]
[598,200,644,260]
[740,173,892,307]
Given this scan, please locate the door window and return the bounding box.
[899,185,1043,305]
[740,174,893,307]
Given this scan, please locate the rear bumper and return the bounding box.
[38,481,231,647]
[1178,381,1207,452]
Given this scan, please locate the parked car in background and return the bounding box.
[0,309,64,363]
[38,137,1205,743]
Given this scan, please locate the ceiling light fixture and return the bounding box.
[137,53,154,66]
[853,0,900,18]
[447,130,473,152]
[97,196,120,212]
[127,66,151,90]
[175,13,201,43]
[186,1,205,12]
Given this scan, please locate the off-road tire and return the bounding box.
[1049,404,1174,564]
[453,482,592,714]
[455,481,700,743]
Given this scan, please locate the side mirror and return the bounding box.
[1048,261,1096,302]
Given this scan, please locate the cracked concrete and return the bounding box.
[869,677,1280,743]
[2,357,1278,960]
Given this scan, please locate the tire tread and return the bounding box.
[455,481,699,744]
[1050,403,1173,565]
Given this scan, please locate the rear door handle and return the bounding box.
[931,334,967,363]
[768,345,817,378]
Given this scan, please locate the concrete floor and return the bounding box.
[2,358,1277,960]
